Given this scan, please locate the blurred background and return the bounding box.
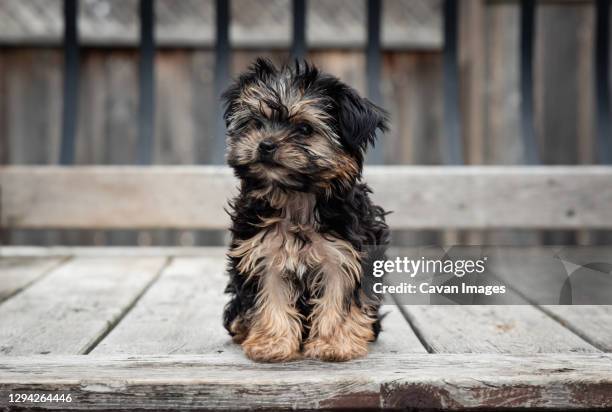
[0,0,610,246]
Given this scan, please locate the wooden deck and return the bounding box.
[0,247,611,411]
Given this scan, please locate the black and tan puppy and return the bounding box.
[222,59,389,362]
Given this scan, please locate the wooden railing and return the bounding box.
[1,166,611,231]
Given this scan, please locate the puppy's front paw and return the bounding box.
[303,337,368,362]
[242,335,301,362]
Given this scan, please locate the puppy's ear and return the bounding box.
[336,86,388,152]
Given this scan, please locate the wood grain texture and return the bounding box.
[0,257,167,355]
[400,305,597,353]
[535,3,597,246]
[3,50,61,165]
[0,257,65,302]
[380,53,443,166]
[480,2,537,246]
[0,353,611,410]
[488,246,612,304]
[0,0,442,49]
[486,247,612,351]
[2,166,612,230]
[0,248,608,410]
[93,255,237,355]
[369,166,612,230]
[536,3,591,167]
[0,246,227,257]
[379,52,444,246]
[0,166,235,230]
[0,50,7,165]
[483,2,524,165]
[460,0,485,166]
[374,303,427,354]
[2,49,62,246]
[540,306,612,352]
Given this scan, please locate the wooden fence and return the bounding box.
[0,0,610,246]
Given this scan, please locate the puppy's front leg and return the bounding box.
[304,241,376,361]
[242,268,302,362]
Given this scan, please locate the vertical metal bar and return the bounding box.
[214,0,231,164]
[366,0,383,164]
[520,0,539,164]
[292,0,306,60]
[596,0,611,163]
[442,0,463,165]
[138,0,155,165]
[60,0,79,165]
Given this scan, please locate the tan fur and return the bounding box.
[229,193,314,362]
[228,316,248,344]
[241,267,303,362]
[303,303,376,361]
[230,192,375,362]
[303,236,375,362]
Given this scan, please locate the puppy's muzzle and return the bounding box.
[258,140,277,162]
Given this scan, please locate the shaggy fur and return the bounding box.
[222,58,390,362]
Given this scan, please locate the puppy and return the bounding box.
[222,58,389,362]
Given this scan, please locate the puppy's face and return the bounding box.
[223,59,387,195]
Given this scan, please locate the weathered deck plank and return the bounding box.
[93,255,237,355]
[0,248,610,410]
[484,247,612,352]
[94,255,426,355]
[0,353,611,410]
[373,304,427,354]
[0,257,167,355]
[400,305,598,353]
[540,306,612,352]
[488,246,612,305]
[0,257,66,302]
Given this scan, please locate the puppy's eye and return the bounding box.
[252,119,264,130]
[296,123,313,136]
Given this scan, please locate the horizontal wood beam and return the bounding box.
[0,246,228,257]
[1,166,611,230]
[0,353,611,410]
[488,0,593,3]
[0,38,443,51]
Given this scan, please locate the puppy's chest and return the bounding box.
[268,221,317,278]
[263,194,322,275]
[232,193,359,279]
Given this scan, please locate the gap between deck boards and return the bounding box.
[82,257,174,354]
[0,256,71,305]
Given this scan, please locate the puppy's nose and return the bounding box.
[258,140,277,156]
